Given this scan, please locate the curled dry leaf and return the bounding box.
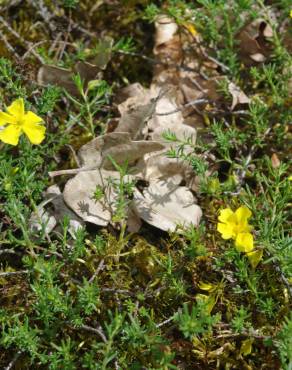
[43,15,210,234]
[63,169,132,226]
[237,19,274,65]
[29,185,84,237]
[37,61,100,95]
[114,82,146,105]
[78,131,164,170]
[102,138,165,170]
[29,204,57,234]
[63,170,114,226]
[78,136,103,168]
[142,153,192,184]
[271,153,281,168]
[153,15,182,86]
[127,204,142,233]
[228,82,250,110]
[115,101,158,140]
[154,15,181,63]
[133,180,202,232]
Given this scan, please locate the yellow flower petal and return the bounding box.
[0,111,17,125]
[198,281,216,292]
[235,232,254,253]
[235,206,252,224]
[246,249,263,269]
[217,222,234,239]
[218,208,234,223]
[0,124,22,145]
[23,111,43,125]
[22,122,46,145]
[240,338,254,356]
[7,98,24,120]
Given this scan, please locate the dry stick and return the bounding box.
[215,329,272,341]
[0,28,20,58]
[27,0,95,38]
[155,98,209,116]
[73,323,121,369]
[26,0,57,32]
[0,249,19,255]
[0,270,28,277]
[49,166,96,177]
[0,15,44,63]
[0,0,22,10]
[156,316,175,328]
[23,40,76,60]
[198,44,230,72]
[57,11,73,61]
[65,144,81,167]
[4,350,22,370]
[77,324,107,343]
[89,259,105,283]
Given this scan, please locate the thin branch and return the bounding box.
[155,98,209,116]
[0,249,19,255]
[0,270,28,277]
[89,259,105,283]
[4,350,22,370]
[77,324,107,343]
[0,15,44,63]
[156,316,175,328]
[0,28,20,58]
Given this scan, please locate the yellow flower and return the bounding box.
[290,10,292,18]
[246,249,263,269]
[0,98,45,145]
[217,206,254,253]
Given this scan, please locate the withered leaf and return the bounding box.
[63,170,123,226]
[228,82,250,110]
[115,102,158,140]
[101,132,165,170]
[37,61,100,95]
[133,180,202,232]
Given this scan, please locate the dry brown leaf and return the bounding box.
[115,102,157,140]
[271,153,281,168]
[153,15,181,63]
[77,131,164,170]
[63,169,123,226]
[37,65,76,94]
[37,61,100,95]
[29,205,57,234]
[237,19,274,65]
[228,82,250,110]
[114,83,146,105]
[127,204,142,233]
[30,185,84,237]
[98,132,164,169]
[153,15,182,86]
[102,138,165,170]
[133,180,202,232]
[78,136,103,168]
[142,153,192,183]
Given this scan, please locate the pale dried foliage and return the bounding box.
[32,13,264,234]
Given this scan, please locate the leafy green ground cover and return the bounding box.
[0,1,291,369]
